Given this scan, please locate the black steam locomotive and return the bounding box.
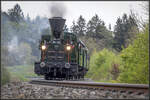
[34,17,88,80]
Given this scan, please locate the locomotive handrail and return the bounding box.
[78,39,88,51]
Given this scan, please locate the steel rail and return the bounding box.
[29,79,149,93]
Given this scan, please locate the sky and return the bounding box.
[1,1,148,30]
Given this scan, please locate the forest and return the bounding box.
[1,3,149,85]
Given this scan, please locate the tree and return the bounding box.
[110,62,120,80]
[8,4,24,23]
[118,25,149,84]
[63,24,69,32]
[140,2,149,18]
[86,14,100,38]
[129,2,148,30]
[113,13,139,52]
[86,14,111,40]
[71,15,86,37]
[70,20,78,34]
[76,15,86,36]
[86,48,121,82]
[1,6,50,66]
[109,24,111,31]
[1,12,13,45]
[78,14,114,56]
[26,13,31,23]
[41,28,50,35]
[17,42,35,65]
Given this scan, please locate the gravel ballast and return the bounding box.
[1,82,149,99]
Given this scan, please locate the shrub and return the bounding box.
[118,25,149,84]
[86,48,122,82]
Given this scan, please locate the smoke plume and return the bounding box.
[49,3,67,17]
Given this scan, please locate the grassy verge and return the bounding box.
[6,65,38,82]
[1,65,10,85]
[85,75,118,83]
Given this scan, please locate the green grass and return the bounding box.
[1,65,10,85]
[6,65,38,82]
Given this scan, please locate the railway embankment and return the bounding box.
[1,81,149,99]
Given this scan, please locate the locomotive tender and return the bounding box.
[34,17,88,80]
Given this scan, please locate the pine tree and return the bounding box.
[86,14,100,38]
[70,20,78,35]
[8,3,24,23]
[70,16,86,37]
[26,13,31,23]
[86,14,109,39]
[76,15,86,36]
[113,13,139,52]
[109,24,111,31]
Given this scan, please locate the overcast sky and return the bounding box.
[1,1,148,30]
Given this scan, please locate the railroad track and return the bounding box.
[29,79,149,96]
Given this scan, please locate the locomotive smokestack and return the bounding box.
[49,17,66,39]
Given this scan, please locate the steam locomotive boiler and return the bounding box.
[34,17,88,80]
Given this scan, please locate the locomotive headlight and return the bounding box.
[41,45,46,50]
[66,45,71,51]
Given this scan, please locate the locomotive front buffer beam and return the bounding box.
[34,61,79,78]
